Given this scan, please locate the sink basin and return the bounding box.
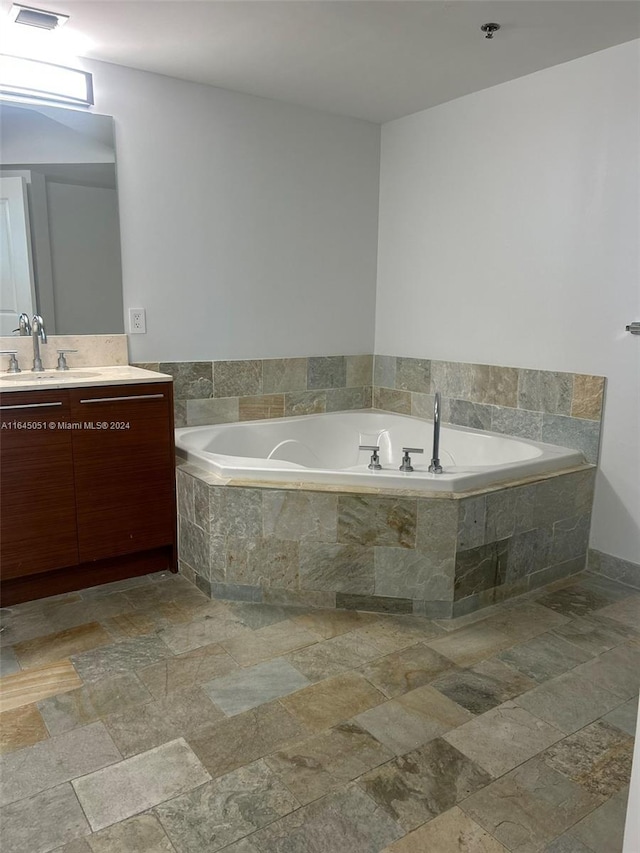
[0,371,100,382]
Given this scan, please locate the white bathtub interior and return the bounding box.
[175,410,586,492]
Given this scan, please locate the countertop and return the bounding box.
[0,365,172,393]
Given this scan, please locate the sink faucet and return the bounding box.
[14,313,31,336]
[428,391,443,474]
[31,315,47,372]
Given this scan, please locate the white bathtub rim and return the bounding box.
[175,410,588,495]
[176,409,573,464]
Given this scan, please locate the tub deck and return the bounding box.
[175,410,585,494]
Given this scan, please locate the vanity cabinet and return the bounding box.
[0,389,79,579]
[0,379,176,604]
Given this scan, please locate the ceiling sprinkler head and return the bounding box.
[481,23,501,40]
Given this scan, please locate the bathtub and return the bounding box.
[175,410,585,493]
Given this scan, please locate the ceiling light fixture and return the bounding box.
[0,54,93,105]
[8,3,69,31]
[481,23,501,40]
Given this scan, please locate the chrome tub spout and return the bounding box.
[428,391,443,474]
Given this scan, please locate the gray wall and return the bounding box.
[47,182,123,335]
[85,58,381,363]
[375,40,640,567]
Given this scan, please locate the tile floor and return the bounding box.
[0,570,637,853]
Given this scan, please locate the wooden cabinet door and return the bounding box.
[69,382,176,563]
[0,390,79,578]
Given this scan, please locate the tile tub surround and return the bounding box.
[132,355,373,428]
[138,354,605,462]
[177,464,596,617]
[155,351,606,615]
[372,356,605,464]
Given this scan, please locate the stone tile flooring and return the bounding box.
[0,570,637,853]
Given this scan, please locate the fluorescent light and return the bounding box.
[0,54,93,106]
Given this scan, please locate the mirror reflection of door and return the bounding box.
[0,175,35,336]
[0,101,125,335]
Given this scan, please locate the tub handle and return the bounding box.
[400,447,423,472]
[359,444,382,470]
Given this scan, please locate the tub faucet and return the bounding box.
[428,391,443,474]
[31,314,47,372]
[359,445,382,470]
[399,447,423,472]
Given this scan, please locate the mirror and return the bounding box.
[0,100,124,336]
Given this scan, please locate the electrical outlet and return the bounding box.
[129,308,146,334]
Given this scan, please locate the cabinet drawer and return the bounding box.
[0,391,79,578]
[0,388,70,422]
[69,383,170,420]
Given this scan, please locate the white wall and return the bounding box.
[376,41,640,565]
[47,182,123,334]
[79,46,637,561]
[0,104,115,165]
[82,59,380,362]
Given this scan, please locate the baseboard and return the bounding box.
[587,548,640,591]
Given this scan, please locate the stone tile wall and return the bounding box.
[453,468,596,617]
[139,353,605,464]
[177,464,596,618]
[372,356,605,463]
[133,356,372,427]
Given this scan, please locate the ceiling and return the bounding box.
[1,0,639,123]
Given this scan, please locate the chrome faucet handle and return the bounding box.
[0,351,21,373]
[359,444,382,470]
[56,349,78,371]
[399,447,423,472]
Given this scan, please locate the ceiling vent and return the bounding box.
[8,4,69,30]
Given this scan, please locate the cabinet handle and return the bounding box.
[0,401,63,410]
[79,393,165,404]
